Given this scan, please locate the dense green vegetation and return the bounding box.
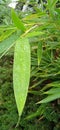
[0,54,60,130]
[0,0,60,129]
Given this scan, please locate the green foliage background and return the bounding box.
[0,0,60,129]
[0,52,60,130]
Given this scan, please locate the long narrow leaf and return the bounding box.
[0,30,16,42]
[13,38,31,116]
[25,104,46,120]
[37,92,60,103]
[45,88,60,95]
[11,9,25,32]
[37,42,43,66]
[0,31,21,58]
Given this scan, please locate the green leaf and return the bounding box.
[25,31,44,38]
[37,92,60,103]
[45,88,60,95]
[25,104,46,120]
[52,0,58,7]
[13,38,31,116]
[0,31,21,58]
[0,30,16,42]
[11,9,25,32]
[47,0,58,16]
[37,42,43,66]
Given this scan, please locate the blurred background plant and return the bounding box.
[0,0,12,24]
[0,0,60,129]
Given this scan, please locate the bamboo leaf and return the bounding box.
[37,92,60,103]
[0,30,16,42]
[37,42,43,66]
[25,31,44,38]
[45,88,60,95]
[0,31,21,58]
[25,104,46,120]
[52,0,58,7]
[13,38,31,116]
[11,9,25,32]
